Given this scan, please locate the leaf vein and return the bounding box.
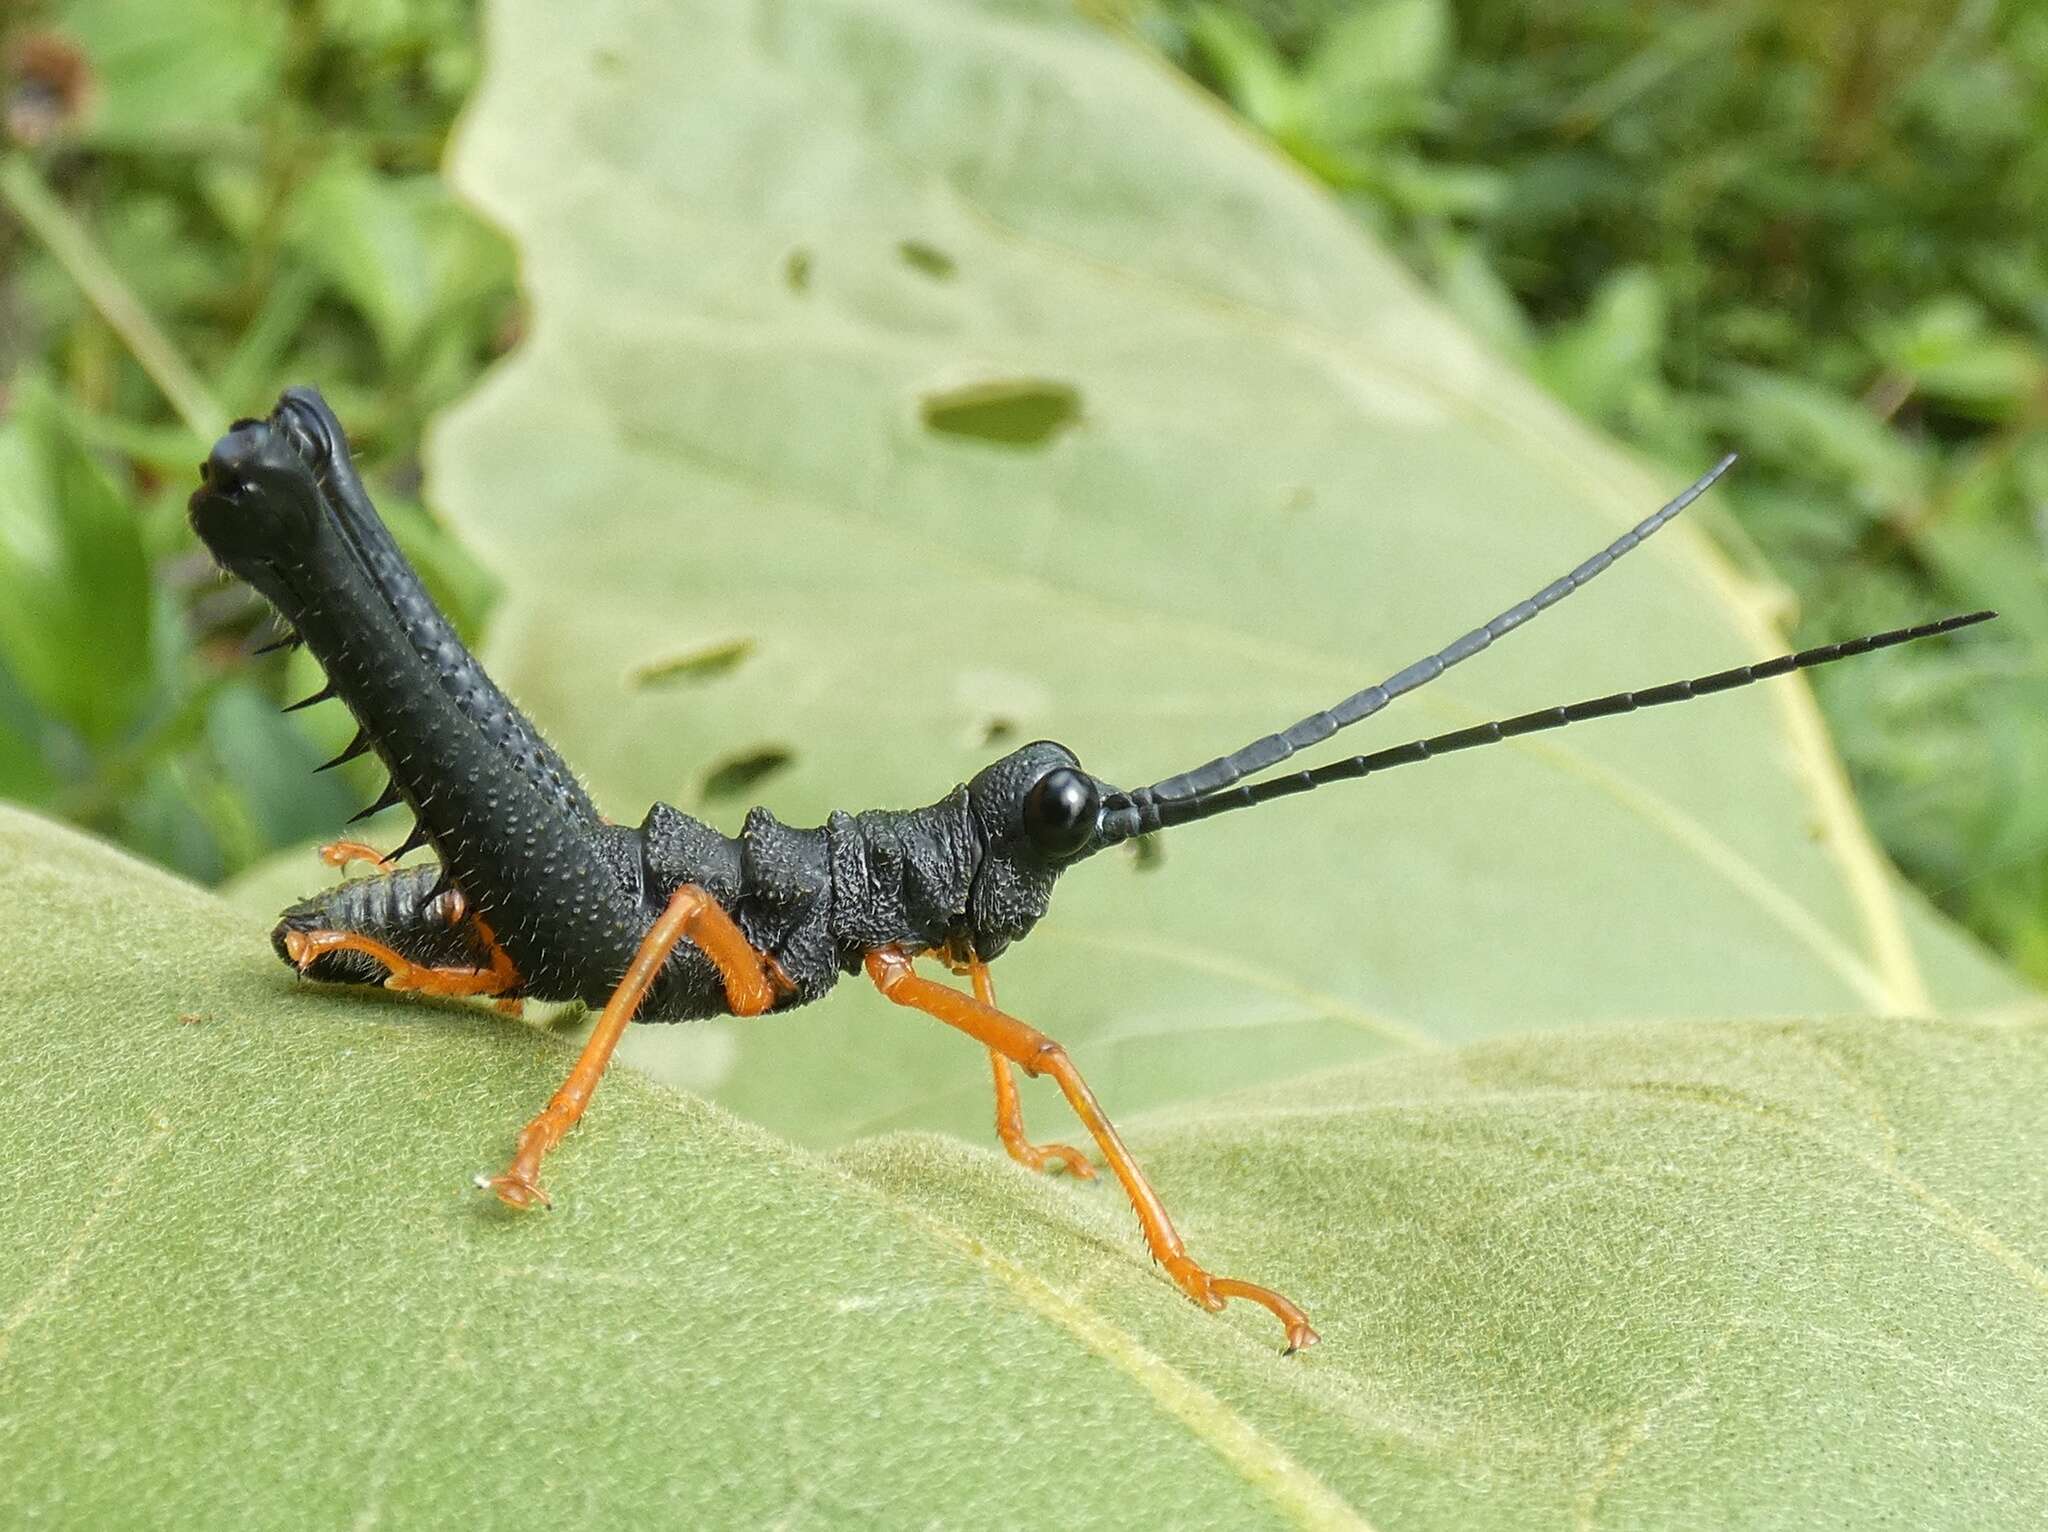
[0,1116,171,1368]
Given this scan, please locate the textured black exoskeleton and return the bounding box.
[189,387,1993,1353]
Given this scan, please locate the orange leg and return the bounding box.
[480,885,786,1211]
[469,915,527,1017]
[866,947,1317,1354]
[291,866,525,1013]
[282,926,519,1000]
[971,958,1093,1179]
[318,838,396,872]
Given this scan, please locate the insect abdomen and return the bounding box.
[191,404,651,1006]
[635,801,839,1020]
[288,386,598,833]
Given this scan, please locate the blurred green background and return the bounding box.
[1,0,2043,982]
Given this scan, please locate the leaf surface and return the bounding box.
[5,806,2046,1527]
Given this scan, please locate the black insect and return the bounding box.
[188,387,1992,1353]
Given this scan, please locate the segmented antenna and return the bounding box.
[1111,454,1739,818]
[1097,610,1993,840]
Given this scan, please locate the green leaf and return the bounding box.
[1715,365,1926,510]
[1426,232,1535,365]
[1298,0,1451,143]
[7,805,2048,1525]
[0,378,156,748]
[1185,3,1303,138]
[1534,266,1667,428]
[52,0,285,150]
[1866,297,2047,421]
[284,156,512,368]
[1370,155,1506,219]
[428,0,2021,1153]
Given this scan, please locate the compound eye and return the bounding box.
[1021,767,1099,859]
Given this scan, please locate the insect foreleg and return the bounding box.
[864,947,1318,1354]
[481,885,792,1210]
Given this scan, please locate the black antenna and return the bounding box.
[1097,610,1994,840]
[1110,454,1739,819]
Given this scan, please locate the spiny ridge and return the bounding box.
[347,778,406,824]
[314,728,375,773]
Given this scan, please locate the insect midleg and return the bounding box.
[972,959,1094,1179]
[481,885,787,1211]
[864,947,1319,1354]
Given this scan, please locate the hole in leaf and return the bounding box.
[627,637,756,691]
[785,248,812,292]
[699,746,794,804]
[898,239,956,280]
[921,379,1081,448]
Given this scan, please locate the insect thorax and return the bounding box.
[631,786,981,1020]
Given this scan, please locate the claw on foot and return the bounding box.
[869,947,1319,1358]
[476,1169,550,1210]
[1168,1258,1319,1355]
[1001,1136,1097,1179]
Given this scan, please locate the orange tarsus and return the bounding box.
[318,838,396,873]
[480,885,784,1210]
[970,957,1094,1179]
[866,946,1317,1355]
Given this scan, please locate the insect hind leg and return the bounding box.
[480,883,792,1210]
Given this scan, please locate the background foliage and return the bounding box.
[2,0,2043,978]
[1151,0,2048,978]
[0,0,506,883]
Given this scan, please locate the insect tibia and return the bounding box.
[273,385,601,833]
[275,541,646,1002]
